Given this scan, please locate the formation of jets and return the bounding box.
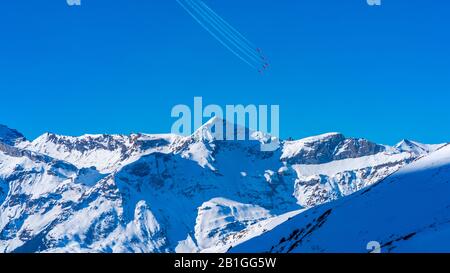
[176,0,270,73]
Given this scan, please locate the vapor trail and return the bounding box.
[194,0,260,54]
[176,0,269,72]
[185,0,262,63]
[176,0,259,69]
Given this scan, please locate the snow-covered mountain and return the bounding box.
[230,144,450,253]
[282,133,421,208]
[0,125,27,147]
[394,139,443,156]
[24,133,180,173]
[0,120,445,253]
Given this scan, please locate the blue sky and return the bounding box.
[0,0,449,145]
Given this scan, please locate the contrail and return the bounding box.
[176,0,269,72]
[194,0,261,55]
[185,0,263,63]
[176,0,259,69]
[192,0,270,70]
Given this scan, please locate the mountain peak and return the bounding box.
[297,132,345,144]
[0,124,26,146]
[395,139,444,156]
[191,117,249,143]
[281,132,390,164]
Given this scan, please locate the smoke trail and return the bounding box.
[185,0,263,63]
[176,0,259,69]
[194,0,262,55]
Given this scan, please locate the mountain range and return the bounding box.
[0,119,447,253]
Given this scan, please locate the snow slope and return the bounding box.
[395,139,444,156]
[231,144,450,253]
[0,125,27,147]
[281,133,416,208]
[0,121,445,253]
[25,133,180,173]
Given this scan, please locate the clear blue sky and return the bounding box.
[0,0,449,145]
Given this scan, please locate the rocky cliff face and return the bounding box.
[0,125,26,147]
[0,121,443,253]
[280,132,417,208]
[230,144,450,253]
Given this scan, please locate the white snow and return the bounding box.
[25,132,180,173]
[395,139,445,156]
[231,144,450,253]
[281,133,342,159]
[1,121,447,253]
[291,151,413,177]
